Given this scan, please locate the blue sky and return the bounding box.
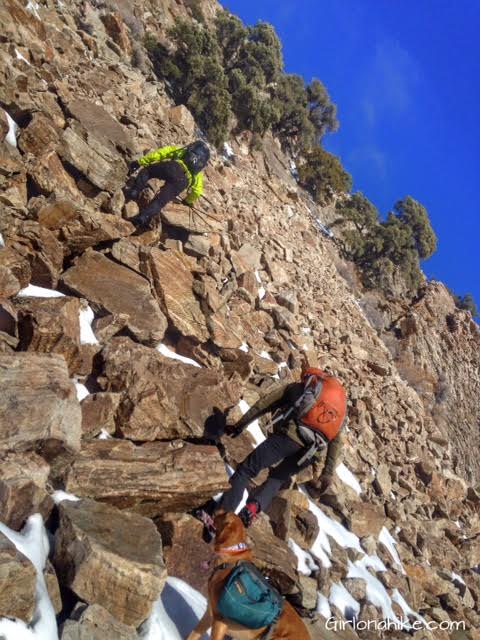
[223,0,480,312]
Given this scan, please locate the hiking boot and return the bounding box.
[238,500,259,528]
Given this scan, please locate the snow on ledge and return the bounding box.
[378,526,405,574]
[17,285,65,298]
[336,462,362,495]
[329,582,360,619]
[26,0,41,20]
[140,576,208,640]
[0,515,57,639]
[288,538,318,576]
[79,305,98,345]
[157,344,201,368]
[51,490,80,505]
[74,381,89,401]
[0,232,5,248]
[238,399,266,447]
[4,111,19,148]
[15,48,30,65]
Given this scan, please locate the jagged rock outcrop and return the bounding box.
[99,337,241,440]
[64,439,230,515]
[54,498,166,627]
[0,353,81,455]
[0,0,478,636]
[62,251,167,344]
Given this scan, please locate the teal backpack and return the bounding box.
[216,561,284,629]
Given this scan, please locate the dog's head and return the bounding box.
[214,510,247,550]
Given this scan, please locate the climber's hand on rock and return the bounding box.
[128,160,140,174]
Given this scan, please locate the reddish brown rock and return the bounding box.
[60,603,139,640]
[62,251,166,344]
[0,246,31,288]
[64,439,229,515]
[0,532,36,623]
[347,501,386,538]
[26,150,81,200]
[100,337,240,440]
[17,112,61,155]
[0,452,53,529]
[81,392,121,438]
[149,248,208,341]
[16,296,82,374]
[101,13,132,54]
[59,121,127,193]
[38,200,134,253]
[0,264,21,297]
[54,498,165,626]
[160,513,214,596]
[0,353,81,455]
[8,220,64,288]
[161,202,225,233]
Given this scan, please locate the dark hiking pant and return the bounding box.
[131,160,189,226]
[219,433,311,514]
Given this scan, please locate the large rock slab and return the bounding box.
[54,498,166,627]
[16,296,82,374]
[64,439,229,515]
[0,452,53,529]
[38,200,133,254]
[65,99,133,154]
[59,121,126,192]
[0,531,36,623]
[0,353,81,455]
[62,251,166,344]
[100,337,240,440]
[149,248,208,342]
[61,603,139,640]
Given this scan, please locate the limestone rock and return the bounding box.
[62,251,167,344]
[0,353,81,455]
[61,603,139,640]
[149,248,209,341]
[0,452,53,529]
[100,337,240,440]
[0,532,36,623]
[16,296,82,374]
[54,498,166,627]
[64,439,230,515]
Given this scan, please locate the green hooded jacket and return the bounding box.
[236,381,344,476]
[138,144,203,205]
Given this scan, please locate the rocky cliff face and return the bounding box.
[0,1,479,639]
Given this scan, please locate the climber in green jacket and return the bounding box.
[125,140,210,229]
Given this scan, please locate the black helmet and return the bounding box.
[183,140,210,173]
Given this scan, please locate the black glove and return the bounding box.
[128,160,140,174]
[228,423,245,438]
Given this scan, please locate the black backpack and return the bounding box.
[182,141,210,174]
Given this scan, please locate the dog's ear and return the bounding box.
[214,511,245,547]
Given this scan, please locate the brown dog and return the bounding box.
[186,511,311,640]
